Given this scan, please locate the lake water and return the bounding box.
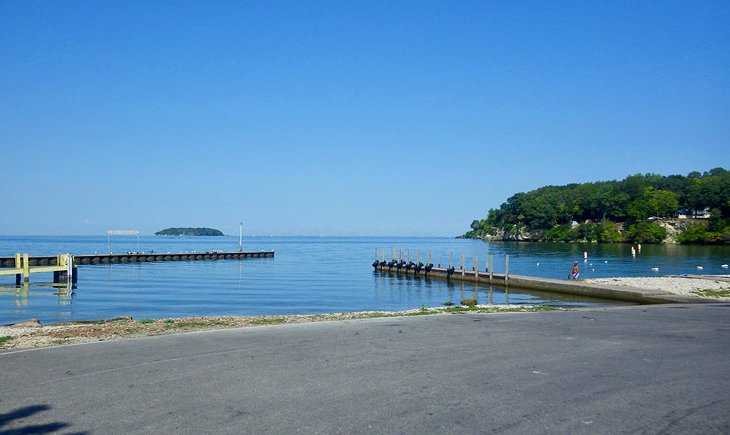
[1,236,729,325]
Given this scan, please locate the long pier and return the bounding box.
[0,251,274,285]
[371,250,709,304]
[0,251,274,268]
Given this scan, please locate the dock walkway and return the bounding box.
[0,251,274,268]
[373,264,715,304]
[0,251,274,285]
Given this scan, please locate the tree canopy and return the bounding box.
[463,168,730,244]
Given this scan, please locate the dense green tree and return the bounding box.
[625,222,667,243]
[645,189,678,218]
[463,168,729,244]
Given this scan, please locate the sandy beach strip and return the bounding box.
[585,275,730,301]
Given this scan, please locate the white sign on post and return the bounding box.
[106,230,141,253]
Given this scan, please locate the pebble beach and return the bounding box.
[585,275,730,301]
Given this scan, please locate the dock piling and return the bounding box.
[489,255,493,281]
[23,253,29,282]
[474,255,479,280]
[505,255,510,282]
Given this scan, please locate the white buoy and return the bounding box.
[651,267,659,272]
[584,251,588,260]
[697,266,704,270]
[604,260,608,263]
[536,262,540,266]
[722,264,729,269]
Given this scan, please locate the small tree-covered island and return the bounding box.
[155,227,224,236]
[462,168,730,245]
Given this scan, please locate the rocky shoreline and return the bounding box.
[472,218,700,243]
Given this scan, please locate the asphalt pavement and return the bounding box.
[1,304,729,434]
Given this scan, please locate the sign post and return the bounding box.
[106,230,141,254]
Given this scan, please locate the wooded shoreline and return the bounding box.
[464,169,730,245]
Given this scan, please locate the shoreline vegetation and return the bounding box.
[0,305,555,351]
[462,168,730,245]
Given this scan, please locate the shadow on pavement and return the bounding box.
[0,403,86,435]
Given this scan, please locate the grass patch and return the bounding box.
[138,319,155,324]
[497,306,558,312]
[403,308,434,317]
[51,339,72,345]
[526,306,559,311]
[443,306,470,313]
[399,305,557,316]
[165,320,231,329]
[248,317,286,325]
[351,312,391,319]
[692,289,730,298]
[0,336,13,346]
[442,305,557,314]
[70,318,133,325]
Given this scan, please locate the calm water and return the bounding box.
[1,236,729,325]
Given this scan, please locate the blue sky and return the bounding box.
[1,1,728,236]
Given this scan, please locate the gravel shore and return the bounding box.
[0,305,551,351]
[585,275,730,301]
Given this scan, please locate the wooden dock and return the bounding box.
[0,253,76,285]
[0,251,274,285]
[0,251,274,268]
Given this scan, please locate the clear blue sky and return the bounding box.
[1,1,728,236]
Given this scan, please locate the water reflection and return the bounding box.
[0,281,75,309]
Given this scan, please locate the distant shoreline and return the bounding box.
[154,227,224,236]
